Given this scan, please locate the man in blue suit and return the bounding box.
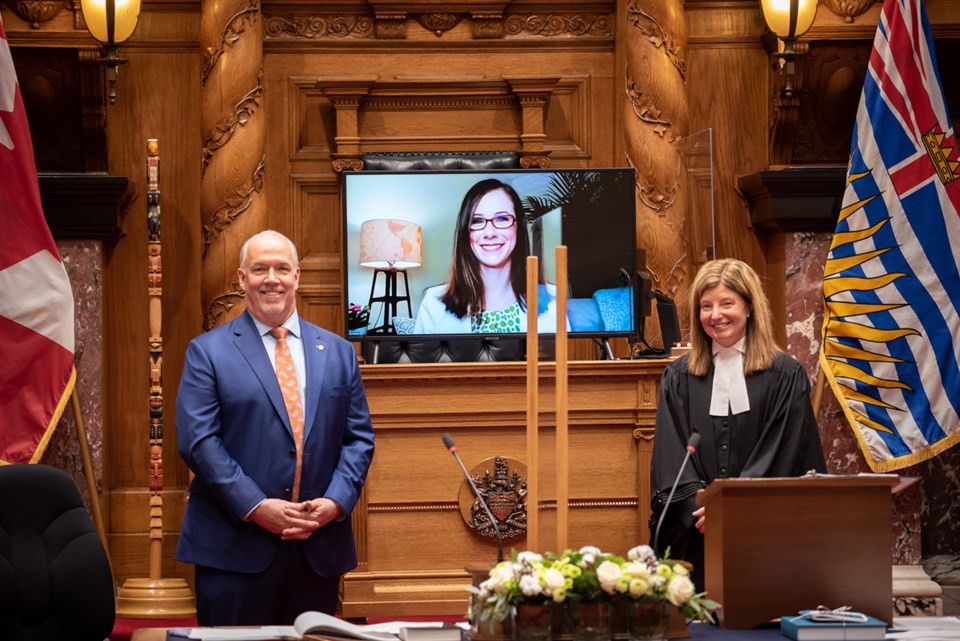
[175,230,375,625]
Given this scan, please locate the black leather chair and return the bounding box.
[0,464,115,641]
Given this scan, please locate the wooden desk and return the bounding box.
[130,623,787,641]
[130,629,169,641]
[343,360,667,618]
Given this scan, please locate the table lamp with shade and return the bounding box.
[359,219,422,335]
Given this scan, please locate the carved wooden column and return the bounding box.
[621,0,690,321]
[505,77,558,168]
[317,81,374,172]
[200,0,267,329]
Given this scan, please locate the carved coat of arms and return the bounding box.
[458,456,527,541]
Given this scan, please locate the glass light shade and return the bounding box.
[359,219,423,269]
[81,0,141,44]
[760,0,818,40]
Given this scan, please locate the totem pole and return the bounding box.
[115,140,196,617]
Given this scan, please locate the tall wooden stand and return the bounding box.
[115,139,195,617]
[698,475,898,629]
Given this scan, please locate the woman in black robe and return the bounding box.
[649,258,827,589]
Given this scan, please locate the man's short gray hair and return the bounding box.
[239,230,300,269]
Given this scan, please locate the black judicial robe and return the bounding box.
[649,352,827,588]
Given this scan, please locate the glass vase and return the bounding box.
[513,602,552,641]
[626,599,669,641]
[567,601,612,641]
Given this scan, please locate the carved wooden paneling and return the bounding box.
[792,41,869,165]
[686,1,768,272]
[286,77,337,160]
[10,47,87,171]
[544,75,593,162]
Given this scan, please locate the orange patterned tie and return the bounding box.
[269,327,304,502]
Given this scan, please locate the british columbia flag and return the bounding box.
[820,0,960,472]
[0,17,76,464]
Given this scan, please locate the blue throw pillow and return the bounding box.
[393,316,416,335]
[566,298,603,332]
[593,287,633,332]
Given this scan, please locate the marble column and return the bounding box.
[40,240,104,512]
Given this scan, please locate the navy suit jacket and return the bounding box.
[174,310,375,576]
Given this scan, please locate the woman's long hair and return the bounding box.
[686,258,780,376]
[441,179,532,319]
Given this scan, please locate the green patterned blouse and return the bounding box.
[471,303,523,333]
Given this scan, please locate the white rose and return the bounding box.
[596,560,623,593]
[542,567,566,593]
[486,563,514,593]
[624,561,651,580]
[666,575,695,606]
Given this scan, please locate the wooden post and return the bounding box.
[555,246,568,551]
[525,255,540,553]
[115,140,195,617]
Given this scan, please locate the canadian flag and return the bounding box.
[0,17,76,464]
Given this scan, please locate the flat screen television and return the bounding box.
[342,168,640,343]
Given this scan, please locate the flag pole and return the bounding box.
[115,139,195,617]
[812,364,826,420]
[70,384,109,553]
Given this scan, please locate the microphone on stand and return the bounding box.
[442,433,504,563]
[652,432,701,554]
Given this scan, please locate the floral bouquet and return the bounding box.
[469,545,718,624]
[347,303,370,331]
[617,544,718,623]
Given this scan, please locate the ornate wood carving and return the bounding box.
[258,7,619,42]
[625,2,686,79]
[519,154,550,168]
[622,0,690,311]
[821,0,878,23]
[201,68,264,178]
[201,156,266,258]
[200,0,267,328]
[374,11,406,39]
[625,63,672,139]
[415,12,461,37]
[503,13,612,37]
[11,47,88,171]
[332,157,364,172]
[200,0,260,87]
[457,456,527,542]
[204,282,246,331]
[2,0,68,28]
[471,11,504,39]
[792,41,869,165]
[318,78,560,161]
[264,14,374,39]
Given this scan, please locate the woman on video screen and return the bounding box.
[413,178,563,334]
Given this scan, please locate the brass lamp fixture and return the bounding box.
[80,0,142,104]
[760,0,818,98]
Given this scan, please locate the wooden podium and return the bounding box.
[698,475,899,629]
